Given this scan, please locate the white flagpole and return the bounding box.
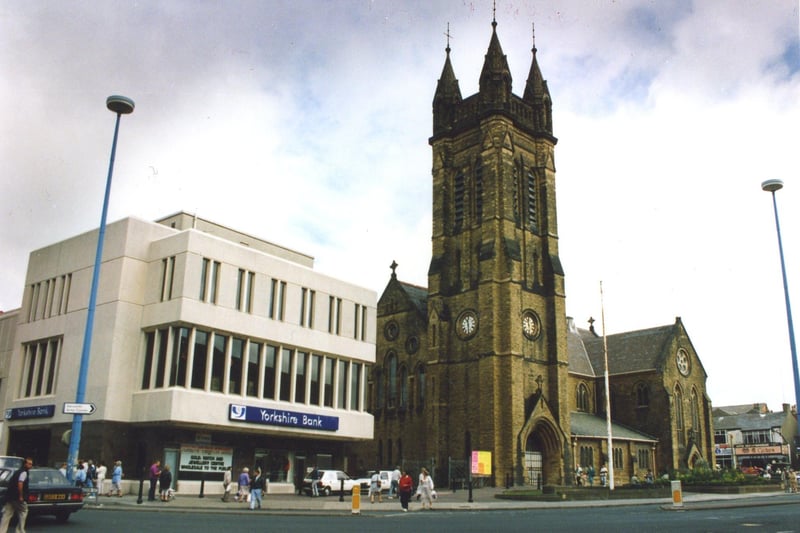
[600,281,615,490]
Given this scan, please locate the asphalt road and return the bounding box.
[23,501,800,533]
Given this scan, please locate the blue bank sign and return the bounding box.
[228,404,339,432]
[5,404,56,420]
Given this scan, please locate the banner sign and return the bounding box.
[179,444,233,473]
[228,404,339,431]
[5,404,55,420]
[471,450,492,476]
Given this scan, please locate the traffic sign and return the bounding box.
[63,403,96,415]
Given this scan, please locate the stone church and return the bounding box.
[353,19,714,487]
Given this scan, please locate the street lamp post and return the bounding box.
[762,179,800,454]
[66,96,135,479]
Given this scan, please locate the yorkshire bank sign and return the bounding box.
[228,404,339,431]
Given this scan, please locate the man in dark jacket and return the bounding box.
[0,457,33,533]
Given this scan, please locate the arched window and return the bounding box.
[387,352,397,408]
[526,168,538,232]
[474,160,483,223]
[635,383,649,407]
[674,385,685,444]
[454,172,465,232]
[691,389,700,432]
[375,368,384,409]
[399,365,408,409]
[416,365,426,408]
[576,383,590,412]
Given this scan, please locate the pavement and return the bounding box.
[82,487,800,515]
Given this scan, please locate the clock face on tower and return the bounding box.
[456,310,478,340]
[521,310,541,340]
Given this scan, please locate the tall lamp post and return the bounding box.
[66,96,135,478]
[761,179,800,449]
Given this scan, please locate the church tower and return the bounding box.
[426,19,570,484]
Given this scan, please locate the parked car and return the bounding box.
[0,466,85,523]
[300,469,360,496]
[0,457,23,469]
[355,470,392,492]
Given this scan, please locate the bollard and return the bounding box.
[452,477,456,493]
[137,467,145,504]
[199,472,205,498]
[351,484,361,514]
[670,480,683,507]
[468,478,473,503]
[339,479,344,502]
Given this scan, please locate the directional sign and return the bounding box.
[63,403,96,415]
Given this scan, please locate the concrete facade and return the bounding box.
[1,213,376,493]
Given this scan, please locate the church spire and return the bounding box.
[433,23,462,136]
[478,19,512,107]
[523,22,553,134]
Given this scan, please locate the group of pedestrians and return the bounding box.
[221,465,268,509]
[147,460,174,501]
[371,465,434,512]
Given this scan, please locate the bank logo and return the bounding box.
[229,404,247,420]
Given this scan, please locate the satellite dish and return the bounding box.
[61,430,71,446]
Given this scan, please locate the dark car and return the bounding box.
[0,457,23,470]
[0,467,85,523]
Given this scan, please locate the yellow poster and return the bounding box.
[471,450,492,475]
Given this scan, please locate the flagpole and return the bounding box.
[600,281,615,490]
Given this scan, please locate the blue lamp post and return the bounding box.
[66,95,135,478]
[762,179,800,443]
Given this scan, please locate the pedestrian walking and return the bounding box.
[418,467,434,510]
[310,466,320,497]
[390,466,401,498]
[148,459,161,501]
[221,466,232,502]
[237,467,250,502]
[107,460,123,497]
[249,468,266,509]
[96,461,107,495]
[0,457,32,533]
[369,470,383,503]
[159,465,173,501]
[398,469,413,512]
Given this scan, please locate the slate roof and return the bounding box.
[570,411,657,442]
[567,323,596,377]
[398,281,428,318]
[713,410,787,431]
[712,404,768,416]
[581,324,675,376]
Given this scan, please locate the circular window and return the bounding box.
[676,348,691,376]
[384,321,400,341]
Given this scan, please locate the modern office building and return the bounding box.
[1,212,376,493]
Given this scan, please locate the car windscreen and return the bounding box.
[28,469,72,488]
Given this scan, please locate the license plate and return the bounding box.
[43,493,66,501]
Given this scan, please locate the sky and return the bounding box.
[2,0,799,412]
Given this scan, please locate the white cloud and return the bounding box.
[2,0,799,410]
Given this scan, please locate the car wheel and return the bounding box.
[55,511,71,523]
[323,486,331,496]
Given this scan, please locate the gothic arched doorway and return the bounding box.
[525,422,561,487]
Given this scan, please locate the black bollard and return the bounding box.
[199,471,205,498]
[137,467,144,504]
[468,478,474,503]
[339,479,344,502]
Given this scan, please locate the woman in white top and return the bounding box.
[418,467,434,510]
[95,462,108,494]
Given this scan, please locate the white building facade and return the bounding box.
[1,212,376,494]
